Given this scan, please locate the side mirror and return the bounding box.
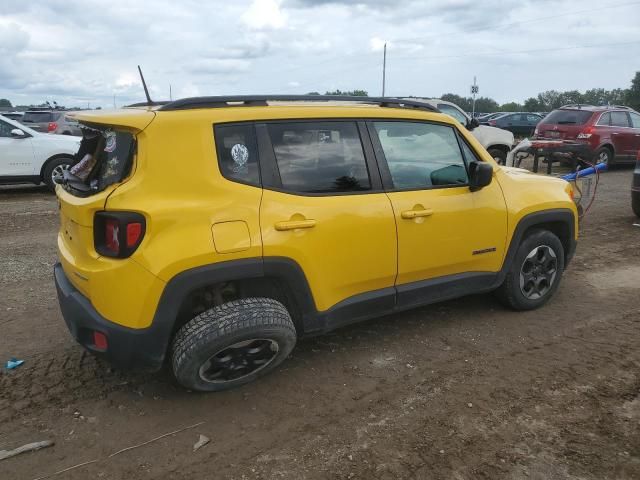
[469,161,493,191]
[466,118,480,131]
[10,128,26,138]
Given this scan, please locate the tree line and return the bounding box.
[3,72,639,112]
[307,71,640,113]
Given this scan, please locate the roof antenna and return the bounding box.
[138,65,153,105]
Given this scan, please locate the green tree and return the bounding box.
[440,93,471,111]
[524,97,542,111]
[474,97,499,113]
[626,72,640,110]
[0,98,12,108]
[500,102,522,112]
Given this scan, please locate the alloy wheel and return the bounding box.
[51,163,70,184]
[519,245,558,300]
[198,338,280,383]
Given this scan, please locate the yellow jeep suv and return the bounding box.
[54,96,578,392]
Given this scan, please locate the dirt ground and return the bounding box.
[1,168,639,480]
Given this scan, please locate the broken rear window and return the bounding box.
[63,125,135,196]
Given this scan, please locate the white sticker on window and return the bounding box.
[104,131,117,153]
[231,143,249,173]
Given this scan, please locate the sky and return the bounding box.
[0,0,639,108]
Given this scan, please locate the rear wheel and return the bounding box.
[171,298,297,392]
[42,157,74,192]
[487,147,507,165]
[594,146,613,166]
[495,229,565,311]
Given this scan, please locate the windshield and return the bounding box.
[437,104,468,124]
[543,109,593,125]
[63,125,136,196]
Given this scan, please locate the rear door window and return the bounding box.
[630,112,640,128]
[266,121,371,194]
[437,104,467,124]
[611,111,630,127]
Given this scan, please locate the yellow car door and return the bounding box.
[258,120,397,321]
[367,120,508,306]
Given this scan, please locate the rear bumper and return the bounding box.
[54,263,168,371]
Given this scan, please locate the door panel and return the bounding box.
[259,120,397,312]
[0,120,35,175]
[388,183,508,285]
[610,111,634,158]
[369,120,508,289]
[628,112,640,157]
[261,192,397,311]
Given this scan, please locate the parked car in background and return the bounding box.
[2,111,24,122]
[632,149,640,217]
[410,99,514,164]
[20,110,82,135]
[478,112,507,125]
[488,112,543,137]
[0,114,80,190]
[534,105,640,165]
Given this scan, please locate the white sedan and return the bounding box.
[0,114,81,191]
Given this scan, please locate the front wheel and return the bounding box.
[171,298,297,392]
[495,229,565,311]
[43,157,74,192]
[487,147,507,165]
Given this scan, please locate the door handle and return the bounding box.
[274,219,316,231]
[401,209,433,219]
[612,132,619,135]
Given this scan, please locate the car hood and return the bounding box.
[471,124,514,149]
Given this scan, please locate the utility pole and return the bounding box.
[382,42,387,97]
[113,94,116,109]
[471,76,479,117]
[169,84,172,101]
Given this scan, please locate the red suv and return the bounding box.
[534,105,640,165]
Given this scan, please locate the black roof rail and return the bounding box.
[125,101,171,108]
[611,104,631,110]
[560,103,596,109]
[157,95,439,113]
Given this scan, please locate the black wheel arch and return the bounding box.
[502,209,576,275]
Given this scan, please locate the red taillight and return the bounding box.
[105,219,120,254]
[126,222,142,248]
[47,122,58,132]
[488,120,496,126]
[577,126,594,139]
[94,212,145,258]
[93,331,108,351]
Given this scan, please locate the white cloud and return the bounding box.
[370,37,388,52]
[0,0,639,108]
[242,0,287,30]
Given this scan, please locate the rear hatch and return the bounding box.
[536,109,594,140]
[21,111,56,132]
[56,108,155,294]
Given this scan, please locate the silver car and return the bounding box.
[20,110,82,136]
